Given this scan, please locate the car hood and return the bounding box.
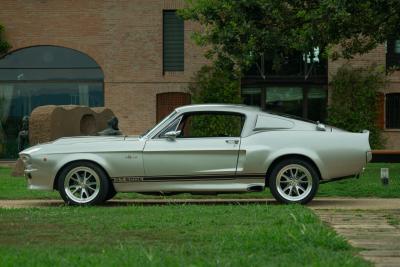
[21,135,143,156]
[51,136,130,145]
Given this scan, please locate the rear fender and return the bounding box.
[264,148,327,179]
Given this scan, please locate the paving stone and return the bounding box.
[314,209,400,267]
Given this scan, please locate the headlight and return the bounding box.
[20,154,31,164]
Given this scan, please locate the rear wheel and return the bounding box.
[58,162,110,205]
[269,158,319,204]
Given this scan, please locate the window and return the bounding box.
[175,112,245,138]
[386,39,400,69]
[244,49,327,79]
[266,86,304,118]
[242,86,327,122]
[307,87,328,121]
[0,45,104,159]
[156,92,191,122]
[242,87,262,107]
[163,10,184,72]
[386,93,400,129]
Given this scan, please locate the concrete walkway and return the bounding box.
[0,197,400,209]
[316,209,400,267]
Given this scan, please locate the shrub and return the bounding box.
[0,24,10,56]
[328,65,386,148]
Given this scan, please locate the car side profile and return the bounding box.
[20,104,372,205]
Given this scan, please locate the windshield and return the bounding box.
[140,111,177,137]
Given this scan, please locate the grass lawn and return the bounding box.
[0,205,369,267]
[0,163,399,200]
[318,163,400,198]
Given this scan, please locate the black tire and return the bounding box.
[268,158,319,204]
[58,161,110,205]
[105,185,117,201]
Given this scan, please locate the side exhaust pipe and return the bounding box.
[247,185,264,192]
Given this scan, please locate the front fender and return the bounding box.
[54,153,111,175]
[51,153,112,189]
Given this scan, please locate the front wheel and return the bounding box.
[58,162,110,205]
[269,158,319,204]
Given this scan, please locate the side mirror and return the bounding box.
[316,122,326,131]
[164,130,181,140]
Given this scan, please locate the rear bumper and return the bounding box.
[319,174,358,184]
[320,166,365,184]
[367,151,373,163]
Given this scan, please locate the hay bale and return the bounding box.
[29,105,115,145]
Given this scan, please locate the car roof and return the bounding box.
[175,104,261,114]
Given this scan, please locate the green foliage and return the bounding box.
[188,65,242,134]
[181,0,400,72]
[327,66,386,148]
[187,113,243,138]
[189,65,242,104]
[0,23,10,56]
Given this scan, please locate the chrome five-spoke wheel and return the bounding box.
[269,158,319,204]
[64,167,100,204]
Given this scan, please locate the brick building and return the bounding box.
[0,0,399,159]
[0,0,207,158]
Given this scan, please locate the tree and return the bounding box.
[0,23,10,56]
[189,64,242,104]
[328,66,386,148]
[188,64,242,137]
[181,0,400,74]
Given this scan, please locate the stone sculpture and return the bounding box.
[97,116,122,136]
[17,116,30,152]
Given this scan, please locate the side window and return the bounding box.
[176,112,245,138]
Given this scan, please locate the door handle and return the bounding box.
[225,139,239,144]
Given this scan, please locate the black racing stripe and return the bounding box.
[144,175,235,181]
[237,174,265,178]
[111,174,264,183]
[142,179,233,183]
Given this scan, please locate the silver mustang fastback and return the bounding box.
[20,104,372,205]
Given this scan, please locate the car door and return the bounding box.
[143,111,245,180]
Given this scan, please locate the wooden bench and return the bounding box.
[371,150,400,163]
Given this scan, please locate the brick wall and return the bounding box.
[0,0,208,134]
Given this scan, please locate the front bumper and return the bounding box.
[23,162,54,190]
